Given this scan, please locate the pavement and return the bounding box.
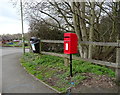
[1,47,56,93]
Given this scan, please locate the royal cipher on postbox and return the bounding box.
[64,33,78,54]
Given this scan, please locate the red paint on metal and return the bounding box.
[64,33,78,54]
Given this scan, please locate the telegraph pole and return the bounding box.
[20,0,25,54]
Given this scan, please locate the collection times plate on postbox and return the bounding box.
[64,33,78,54]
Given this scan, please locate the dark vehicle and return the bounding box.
[30,37,40,53]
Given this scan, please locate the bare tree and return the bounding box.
[14,0,120,61]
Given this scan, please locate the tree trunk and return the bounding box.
[71,2,84,58]
[117,2,120,40]
[79,2,88,58]
[72,2,88,58]
[88,1,95,59]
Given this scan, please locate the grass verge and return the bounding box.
[20,52,115,93]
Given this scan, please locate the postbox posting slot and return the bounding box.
[64,36,70,38]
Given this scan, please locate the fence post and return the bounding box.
[39,40,41,54]
[116,40,120,83]
[64,57,69,67]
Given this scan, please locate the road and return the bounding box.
[2,47,56,93]
[0,47,2,93]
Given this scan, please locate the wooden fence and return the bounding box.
[40,40,120,82]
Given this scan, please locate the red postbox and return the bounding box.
[64,33,78,54]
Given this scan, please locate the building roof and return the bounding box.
[0,36,12,41]
[0,36,2,41]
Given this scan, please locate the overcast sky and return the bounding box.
[0,0,29,35]
[0,0,116,35]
